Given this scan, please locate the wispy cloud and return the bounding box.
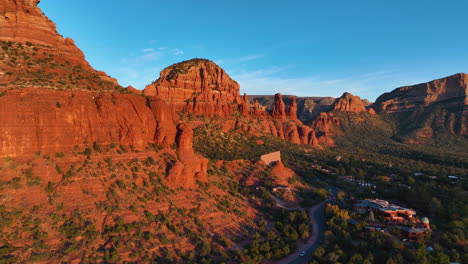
[238,54,265,62]
[233,68,404,101]
[113,43,188,89]
[233,66,291,79]
[172,48,184,56]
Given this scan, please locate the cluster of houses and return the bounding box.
[353,199,431,241]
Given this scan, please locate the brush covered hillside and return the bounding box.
[0,1,323,263]
[249,86,468,173]
[1,1,468,264]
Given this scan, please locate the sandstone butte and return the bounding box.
[144,59,320,147]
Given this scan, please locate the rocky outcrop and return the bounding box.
[332,92,368,113]
[375,73,468,138]
[271,161,295,186]
[0,0,120,90]
[0,1,207,188]
[0,0,86,64]
[239,93,250,116]
[286,96,298,119]
[271,93,287,119]
[144,59,241,117]
[148,98,178,148]
[126,86,142,94]
[249,95,335,124]
[167,123,208,187]
[144,62,319,147]
[310,113,341,146]
[375,73,468,112]
[0,88,155,157]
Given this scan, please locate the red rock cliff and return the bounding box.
[0,88,155,157]
[0,0,119,90]
[0,0,207,187]
[0,0,86,63]
[332,92,368,113]
[286,96,298,119]
[271,93,287,119]
[375,73,468,111]
[144,59,241,117]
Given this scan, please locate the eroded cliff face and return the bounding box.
[375,73,468,138]
[144,60,320,147]
[375,73,468,111]
[0,88,155,157]
[0,0,207,188]
[0,0,120,90]
[144,59,241,117]
[308,92,374,146]
[0,88,207,187]
[0,0,85,59]
[332,92,370,113]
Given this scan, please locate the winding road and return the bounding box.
[269,201,327,264]
[269,187,336,264]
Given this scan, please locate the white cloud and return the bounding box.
[233,68,403,101]
[238,54,265,62]
[214,59,224,65]
[172,48,184,56]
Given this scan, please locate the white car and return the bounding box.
[299,251,306,257]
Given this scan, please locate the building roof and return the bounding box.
[396,226,428,233]
[355,199,416,214]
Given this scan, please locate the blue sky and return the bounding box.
[39,0,468,101]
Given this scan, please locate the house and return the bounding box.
[396,226,430,241]
[272,186,292,193]
[354,199,416,222]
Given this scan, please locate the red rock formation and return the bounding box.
[148,98,178,147]
[271,93,287,119]
[310,112,341,146]
[0,0,208,188]
[0,0,121,90]
[286,96,298,119]
[167,123,208,187]
[375,73,468,137]
[251,99,266,116]
[297,125,318,146]
[0,0,86,64]
[239,93,250,116]
[126,86,143,94]
[332,92,367,113]
[271,161,295,185]
[176,123,195,156]
[144,59,241,117]
[375,73,468,111]
[281,122,301,145]
[0,88,155,157]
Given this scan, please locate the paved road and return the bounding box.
[269,200,328,264]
